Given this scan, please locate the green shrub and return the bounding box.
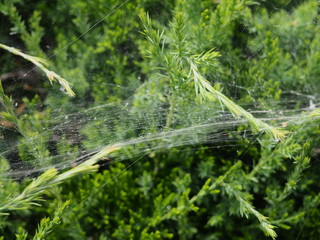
[1,0,320,239]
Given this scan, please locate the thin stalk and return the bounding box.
[165,92,176,130]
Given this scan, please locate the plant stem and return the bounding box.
[165,92,176,130]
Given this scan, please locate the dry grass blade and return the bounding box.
[0,146,119,215]
[0,43,75,97]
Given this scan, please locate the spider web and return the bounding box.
[0,0,320,238]
[0,0,318,183]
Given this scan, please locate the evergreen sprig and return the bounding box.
[32,201,70,240]
[139,11,286,141]
[188,58,286,141]
[222,182,277,239]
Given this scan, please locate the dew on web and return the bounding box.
[0,0,320,239]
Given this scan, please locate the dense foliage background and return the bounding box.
[1,0,320,239]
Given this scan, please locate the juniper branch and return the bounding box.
[190,160,243,203]
[276,142,310,202]
[140,11,286,141]
[222,182,277,239]
[153,161,242,226]
[188,59,286,141]
[32,201,70,240]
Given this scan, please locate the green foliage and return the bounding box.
[1,0,320,239]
